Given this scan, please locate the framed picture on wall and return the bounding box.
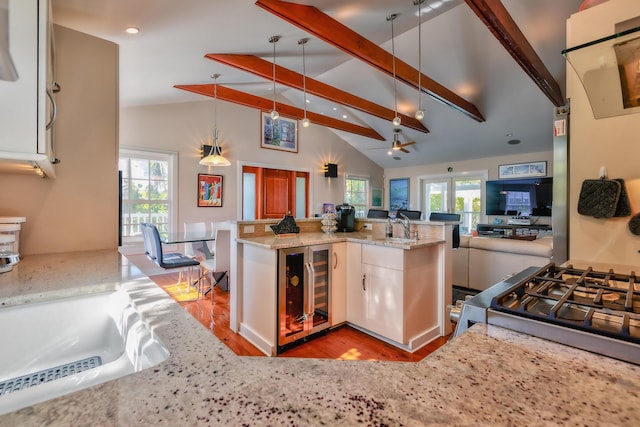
[389,178,409,212]
[260,112,298,153]
[198,174,223,207]
[498,161,547,179]
[371,187,383,208]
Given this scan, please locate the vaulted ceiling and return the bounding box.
[51,0,584,168]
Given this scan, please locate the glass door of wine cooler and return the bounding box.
[278,244,331,350]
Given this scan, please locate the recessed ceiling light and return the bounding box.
[125,27,139,34]
[507,139,521,145]
[393,156,401,160]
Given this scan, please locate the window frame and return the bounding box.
[418,170,488,235]
[119,147,178,246]
[344,174,370,218]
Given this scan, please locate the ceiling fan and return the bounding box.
[368,129,417,155]
[390,129,416,153]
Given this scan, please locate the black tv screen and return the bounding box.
[485,177,553,217]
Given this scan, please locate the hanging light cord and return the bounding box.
[272,40,276,111]
[416,1,422,115]
[268,35,280,119]
[301,39,307,118]
[213,74,219,152]
[391,15,398,120]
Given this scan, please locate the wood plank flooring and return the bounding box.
[134,256,450,361]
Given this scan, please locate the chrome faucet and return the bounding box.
[396,213,411,239]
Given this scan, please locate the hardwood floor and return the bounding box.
[134,256,450,361]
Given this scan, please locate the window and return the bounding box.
[345,175,369,218]
[119,148,177,244]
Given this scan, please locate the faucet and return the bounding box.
[396,213,411,239]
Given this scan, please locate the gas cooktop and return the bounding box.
[452,263,640,366]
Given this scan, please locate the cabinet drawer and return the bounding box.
[362,245,403,270]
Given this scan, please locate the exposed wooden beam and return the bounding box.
[255,0,485,122]
[206,54,430,134]
[464,0,565,107]
[174,84,385,141]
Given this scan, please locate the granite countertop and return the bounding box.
[237,231,444,250]
[1,251,639,425]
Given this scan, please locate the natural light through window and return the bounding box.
[345,175,369,218]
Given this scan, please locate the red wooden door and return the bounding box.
[263,169,292,218]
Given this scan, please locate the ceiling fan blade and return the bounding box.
[399,141,416,148]
[399,147,410,153]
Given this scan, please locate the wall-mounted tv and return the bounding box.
[485,177,553,217]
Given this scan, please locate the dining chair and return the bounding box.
[396,209,422,220]
[200,223,230,293]
[428,212,461,248]
[144,223,201,292]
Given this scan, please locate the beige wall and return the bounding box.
[0,26,119,256]
[567,0,640,266]
[120,100,385,228]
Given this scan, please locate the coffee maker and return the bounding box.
[335,203,355,232]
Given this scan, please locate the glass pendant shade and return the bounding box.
[301,117,310,127]
[415,109,424,120]
[392,116,401,127]
[200,151,231,166]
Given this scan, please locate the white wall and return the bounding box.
[0,26,119,256]
[567,0,640,266]
[384,150,554,212]
[120,99,384,227]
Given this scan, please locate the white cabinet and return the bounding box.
[0,0,55,173]
[330,242,347,325]
[346,242,442,350]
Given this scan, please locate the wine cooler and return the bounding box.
[277,244,332,352]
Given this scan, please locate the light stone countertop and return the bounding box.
[1,250,639,426]
[237,231,444,250]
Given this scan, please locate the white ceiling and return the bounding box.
[50,0,584,168]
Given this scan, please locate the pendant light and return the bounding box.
[269,35,280,121]
[414,0,425,121]
[199,74,231,167]
[387,13,401,127]
[298,37,311,128]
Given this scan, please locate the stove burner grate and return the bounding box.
[490,263,640,344]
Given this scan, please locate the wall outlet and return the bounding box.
[243,225,255,234]
[265,224,272,232]
[363,223,373,231]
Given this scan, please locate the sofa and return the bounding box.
[453,235,553,291]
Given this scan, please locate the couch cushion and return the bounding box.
[468,236,553,258]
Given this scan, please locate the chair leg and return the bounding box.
[208,270,228,328]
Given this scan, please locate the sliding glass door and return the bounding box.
[420,173,486,235]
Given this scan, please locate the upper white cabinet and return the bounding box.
[0,0,55,176]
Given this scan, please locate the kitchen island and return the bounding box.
[1,251,639,425]
[235,230,447,355]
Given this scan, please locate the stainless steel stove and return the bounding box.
[450,263,640,365]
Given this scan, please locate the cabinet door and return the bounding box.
[345,242,364,325]
[0,0,40,154]
[330,242,346,325]
[362,263,404,343]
